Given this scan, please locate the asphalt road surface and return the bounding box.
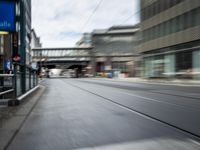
[7,78,200,150]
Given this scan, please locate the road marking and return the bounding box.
[64,80,200,141]
[79,79,200,100]
[89,78,200,87]
[115,90,200,110]
[76,79,200,110]
[189,139,200,146]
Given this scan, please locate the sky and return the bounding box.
[32,0,140,48]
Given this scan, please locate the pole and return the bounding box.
[20,1,26,93]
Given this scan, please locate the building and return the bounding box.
[0,0,15,77]
[91,25,140,77]
[16,0,34,93]
[16,0,37,95]
[0,0,38,102]
[140,0,200,79]
[31,29,42,48]
[76,33,92,47]
[23,0,32,66]
[31,29,42,70]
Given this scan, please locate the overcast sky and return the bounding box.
[32,0,140,48]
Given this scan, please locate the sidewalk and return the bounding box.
[95,77,200,86]
[0,85,46,150]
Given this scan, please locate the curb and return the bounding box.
[17,85,40,101]
[100,78,200,87]
[7,85,40,107]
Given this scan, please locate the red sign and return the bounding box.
[13,55,20,61]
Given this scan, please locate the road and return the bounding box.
[7,78,200,150]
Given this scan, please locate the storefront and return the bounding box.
[0,0,38,101]
[143,41,200,79]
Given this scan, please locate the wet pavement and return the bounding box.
[0,86,45,150]
[5,78,200,150]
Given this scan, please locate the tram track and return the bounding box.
[64,80,200,143]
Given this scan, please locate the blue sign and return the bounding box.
[0,1,15,32]
[4,60,11,71]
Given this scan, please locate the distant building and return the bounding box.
[140,0,200,79]
[90,25,140,77]
[24,0,32,66]
[31,29,42,70]
[31,29,42,48]
[76,33,92,47]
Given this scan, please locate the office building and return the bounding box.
[76,33,92,47]
[91,25,140,77]
[31,29,42,48]
[140,0,200,79]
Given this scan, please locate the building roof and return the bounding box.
[92,24,140,36]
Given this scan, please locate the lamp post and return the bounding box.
[39,51,42,77]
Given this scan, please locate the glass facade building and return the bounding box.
[14,0,38,97]
[140,0,200,79]
[0,0,38,102]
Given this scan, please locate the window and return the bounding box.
[184,11,192,29]
[176,51,192,72]
[165,21,170,35]
[160,23,165,37]
[154,25,160,38]
[194,7,200,26]
[142,0,184,20]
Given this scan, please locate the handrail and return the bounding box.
[0,89,14,96]
[0,74,14,77]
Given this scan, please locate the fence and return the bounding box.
[0,74,15,101]
[0,66,38,105]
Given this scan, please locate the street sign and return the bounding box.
[13,56,20,62]
[4,60,11,71]
[0,1,15,32]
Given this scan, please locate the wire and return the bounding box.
[80,0,104,33]
[120,10,141,25]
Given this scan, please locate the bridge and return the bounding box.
[32,47,93,77]
[32,47,139,77]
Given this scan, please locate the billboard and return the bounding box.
[0,1,15,32]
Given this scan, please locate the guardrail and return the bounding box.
[0,89,14,96]
[0,69,38,106]
[0,74,15,103]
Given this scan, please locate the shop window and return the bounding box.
[176,51,192,72]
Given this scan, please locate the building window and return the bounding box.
[142,0,184,21]
[142,7,200,42]
[176,51,192,72]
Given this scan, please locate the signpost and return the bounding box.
[0,1,15,32]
